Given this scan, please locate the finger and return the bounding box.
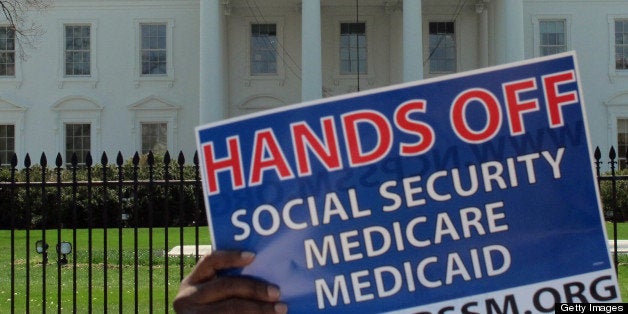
[185,251,256,285]
[191,275,281,304]
[191,299,287,314]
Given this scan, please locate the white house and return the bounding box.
[1,0,628,169]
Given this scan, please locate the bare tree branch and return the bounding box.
[0,0,53,60]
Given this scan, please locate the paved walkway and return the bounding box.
[168,245,212,257]
[608,240,628,253]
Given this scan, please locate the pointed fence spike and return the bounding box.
[133,152,140,165]
[56,153,63,167]
[147,151,154,165]
[40,152,47,167]
[24,154,31,168]
[116,151,124,166]
[101,152,108,166]
[193,151,199,165]
[10,153,17,168]
[594,147,601,160]
[610,146,617,160]
[71,153,78,167]
[86,152,93,167]
[164,151,171,165]
[178,151,185,165]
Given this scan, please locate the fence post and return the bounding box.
[40,153,47,314]
[116,151,124,314]
[163,151,171,313]
[55,153,63,314]
[9,153,17,314]
[24,154,31,314]
[70,153,78,313]
[177,151,185,281]
[609,147,619,274]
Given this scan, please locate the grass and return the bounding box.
[0,226,211,313]
[1,223,627,312]
[606,222,628,301]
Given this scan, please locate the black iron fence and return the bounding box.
[1,147,627,313]
[594,146,628,275]
[0,150,207,313]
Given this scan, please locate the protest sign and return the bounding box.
[195,52,620,313]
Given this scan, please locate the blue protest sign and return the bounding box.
[195,52,620,313]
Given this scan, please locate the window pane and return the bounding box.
[250,23,278,76]
[0,124,14,164]
[339,22,367,75]
[619,119,628,169]
[65,123,90,164]
[617,19,628,70]
[64,25,91,76]
[141,123,168,155]
[428,21,456,74]
[0,26,15,77]
[539,20,566,57]
[141,23,168,75]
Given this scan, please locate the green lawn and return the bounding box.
[606,222,628,301]
[0,227,211,313]
[1,223,627,312]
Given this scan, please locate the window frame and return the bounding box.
[64,122,92,165]
[249,23,278,76]
[244,17,285,81]
[605,92,628,170]
[608,15,628,80]
[134,19,174,86]
[58,20,98,87]
[0,24,21,86]
[52,96,102,164]
[128,95,178,155]
[332,15,374,82]
[532,15,571,58]
[339,21,367,76]
[0,26,16,78]
[0,124,15,166]
[426,20,457,75]
[0,98,26,165]
[140,122,169,156]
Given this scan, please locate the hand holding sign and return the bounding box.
[173,251,288,314]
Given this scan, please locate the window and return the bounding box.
[340,22,366,75]
[0,124,14,165]
[141,122,167,155]
[539,20,566,56]
[616,20,628,70]
[65,123,91,164]
[0,26,15,77]
[250,23,277,75]
[129,95,178,154]
[64,25,91,76]
[141,23,167,75]
[428,22,456,74]
[619,119,628,169]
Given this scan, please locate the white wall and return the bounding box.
[6,0,628,169]
[1,0,200,165]
[524,0,628,163]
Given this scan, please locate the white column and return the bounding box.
[301,0,322,101]
[403,0,423,82]
[199,0,227,124]
[477,2,489,67]
[502,0,524,62]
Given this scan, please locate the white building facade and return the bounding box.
[1,0,628,168]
